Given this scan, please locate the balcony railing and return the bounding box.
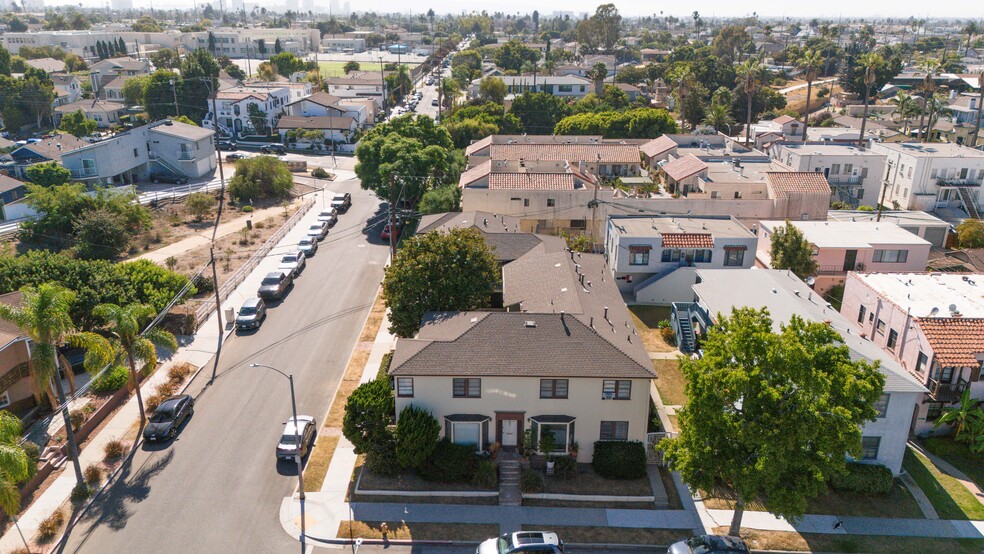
[827,175,862,186]
[937,178,984,187]
[928,376,969,403]
[69,167,98,178]
[816,262,865,275]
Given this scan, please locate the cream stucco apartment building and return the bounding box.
[389,221,655,461]
[841,272,984,435]
[670,268,926,474]
[869,142,984,215]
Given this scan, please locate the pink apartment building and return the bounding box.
[841,272,984,435]
[756,220,932,294]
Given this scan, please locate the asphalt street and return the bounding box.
[59,178,390,553]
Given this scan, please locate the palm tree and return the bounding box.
[925,96,952,142]
[0,284,110,489]
[0,411,30,519]
[795,48,824,141]
[890,91,918,135]
[692,11,701,41]
[669,66,695,132]
[935,389,983,441]
[93,304,177,426]
[916,59,941,142]
[703,104,736,134]
[856,52,885,149]
[964,21,980,56]
[735,57,765,146]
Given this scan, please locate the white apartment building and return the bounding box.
[203,86,292,137]
[869,142,984,215]
[469,75,594,100]
[767,142,886,207]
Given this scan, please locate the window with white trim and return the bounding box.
[602,379,631,400]
[396,377,414,398]
[599,421,628,440]
[453,378,481,398]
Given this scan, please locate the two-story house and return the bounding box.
[841,272,984,435]
[51,74,83,108]
[766,142,886,207]
[389,230,656,462]
[869,142,984,215]
[203,86,291,137]
[756,220,932,294]
[605,215,758,303]
[469,75,594,100]
[669,268,926,474]
[53,100,127,129]
[283,91,370,128]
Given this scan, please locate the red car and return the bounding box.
[381,222,403,241]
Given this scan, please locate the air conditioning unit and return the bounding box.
[602,392,615,400]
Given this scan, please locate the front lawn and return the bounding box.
[921,436,984,491]
[722,528,984,554]
[357,464,488,492]
[628,305,676,353]
[652,359,687,406]
[338,520,498,541]
[903,447,984,520]
[540,463,653,497]
[701,480,924,519]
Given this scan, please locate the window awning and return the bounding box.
[444,414,491,423]
[628,245,652,253]
[723,245,747,251]
[530,415,576,424]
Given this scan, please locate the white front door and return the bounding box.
[502,420,518,447]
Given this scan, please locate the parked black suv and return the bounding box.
[260,144,287,155]
[257,271,293,300]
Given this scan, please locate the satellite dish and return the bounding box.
[929,307,940,316]
[806,276,816,287]
[949,304,958,313]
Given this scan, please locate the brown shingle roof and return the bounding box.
[489,143,642,164]
[662,154,707,181]
[772,115,797,125]
[661,233,713,248]
[488,173,576,190]
[918,318,984,368]
[765,171,831,198]
[464,135,493,156]
[639,135,677,158]
[459,160,492,187]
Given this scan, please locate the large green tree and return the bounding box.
[25,161,71,187]
[58,109,97,138]
[493,40,541,73]
[342,379,394,454]
[769,221,819,278]
[144,69,182,120]
[576,3,621,54]
[554,108,678,138]
[227,156,294,202]
[382,228,499,338]
[508,92,572,134]
[356,115,462,202]
[178,49,220,123]
[660,307,885,535]
[93,303,178,426]
[0,284,110,492]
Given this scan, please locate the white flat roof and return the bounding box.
[875,142,984,158]
[759,220,931,249]
[828,210,949,228]
[853,272,984,318]
[777,142,884,157]
[610,216,754,238]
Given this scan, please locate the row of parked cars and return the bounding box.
[478,531,748,554]
[234,193,352,332]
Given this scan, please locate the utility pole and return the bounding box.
[209,78,227,384]
[876,159,893,222]
[970,70,984,150]
[389,173,397,259]
[378,57,387,119]
[170,79,180,117]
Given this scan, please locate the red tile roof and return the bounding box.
[918,318,984,368]
[766,172,831,198]
[661,233,713,248]
[661,154,708,182]
[488,173,576,190]
[489,143,642,164]
[458,160,492,187]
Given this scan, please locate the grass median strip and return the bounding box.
[524,525,690,546]
[337,521,498,541]
[719,527,984,554]
[302,291,386,492]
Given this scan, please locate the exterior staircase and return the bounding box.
[676,317,695,352]
[957,187,981,219]
[149,154,185,177]
[498,458,521,506]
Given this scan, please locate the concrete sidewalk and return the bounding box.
[0,187,335,552]
[702,509,984,539]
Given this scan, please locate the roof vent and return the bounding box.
[525,320,537,328]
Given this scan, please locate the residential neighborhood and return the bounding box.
[1,3,984,554]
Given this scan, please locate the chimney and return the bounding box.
[483,218,488,226]
[578,160,586,174]
[590,317,594,328]
[604,306,609,320]
[580,274,585,286]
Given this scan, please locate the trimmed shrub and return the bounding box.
[84,464,103,486]
[70,483,91,503]
[311,167,329,178]
[418,439,479,483]
[104,439,126,461]
[592,441,647,479]
[363,433,401,477]
[553,455,577,480]
[69,409,87,432]
[37,509,65,542]
[520,469,544,493]
[394,405,440,469]
[473,460,498,489]
[660,326,675,344]
[145,392,165,413]
[830,462,893,495]
[22,440,40,480]
[155,380,177,399]
[167,362,194,386]
[241,205,254,213]
[342,379,394,454]
[376,351,393,382]
[90,364,130,393]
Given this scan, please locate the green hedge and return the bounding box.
[830,462,893,494]
[592,441,647,479]
[90,364,130,394]
[417,439,479,483]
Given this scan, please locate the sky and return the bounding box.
[64,0,983,20]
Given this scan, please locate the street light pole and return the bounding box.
[250,363,306,552]
[170,78,180,117]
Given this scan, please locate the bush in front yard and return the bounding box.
[418,439,479,483]
[473,460,498,489]
[90,364,130,393]
[830,462,893,494]
[520,469,544,493]
[553,455,577,480]
[394,405,440,469]
[342,379,394,454]
[364,433,401,477]
[592,441,647,479]
[660,326,675,344]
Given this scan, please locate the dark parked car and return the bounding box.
[217,139,237,151]
[226,153,250,161]
[260,144,287,155]
[235,297,267,330]
[143,395,194,441]
[257,271,292,300]
[668,535,749,554]
[149,172,189,184]
[276,416,317,461]
[330,193,352,213]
